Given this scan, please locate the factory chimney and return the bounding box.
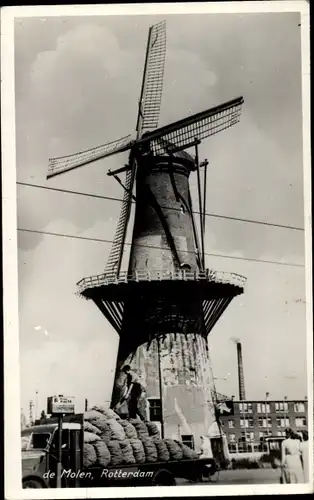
[236,341,246,400]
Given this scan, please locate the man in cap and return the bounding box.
[118,365,145,420]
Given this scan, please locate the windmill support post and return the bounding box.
[202,159,208,231]
[112,174,136,202]
[157,335,165,439]
[195,140,205,270]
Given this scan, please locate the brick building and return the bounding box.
[219,398,308,454]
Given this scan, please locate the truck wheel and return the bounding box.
[23,478,45,489]
[152,469,176,486]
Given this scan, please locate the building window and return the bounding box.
[228,419,235,429]
[229,433,236,443]
[228,443,237,453]
[147,398,161,422]
[258,417,272,428]
[257,403,270,414]
[277,431,285,437]
[249,432,255,441]
[240,431,248,441]
[240,418,254,428]
[275,402,288,412]
[240,431,255,442]
[295,417,307,428]
[239,402,253,414]
[276,417,290,428]
[238,442,253,453]
[294,402,305,413]
[181,434,194,450]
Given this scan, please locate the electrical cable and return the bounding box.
[17,227,305,268]
[16,181,305,232]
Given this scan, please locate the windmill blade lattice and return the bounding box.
[137,20,166,134]
[104,21,167,278]
[47,135,133,179]
[139,96,244,155]
[104,167,134,277]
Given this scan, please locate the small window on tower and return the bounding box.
[148,398,162,422]
[181,435,195,450]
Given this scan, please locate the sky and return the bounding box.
[14,12,308,422]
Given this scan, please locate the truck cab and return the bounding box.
[21,420,83,488]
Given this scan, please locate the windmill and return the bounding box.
[47,21,246,447]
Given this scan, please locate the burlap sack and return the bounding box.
[83,443,97,468]
[91,417,112,434]
[93,440,111,467]
[119,439,136,464]
[152,437,170,462]
[145,421,160,438]
[84,410,112,436]
[164,439,183,460]
[106,418,126,441]
[96,421,111,443]
[83,421,101,435]
[129,419,149,439]
[107,440,124,466]
[129,438,146,464]
[177,441,199,460]
[83,431,101,444]
[114,400,129,420]
[84,409,104,421]
[141,436,158,463]
[92,405,120,420]
[120,420,137,439]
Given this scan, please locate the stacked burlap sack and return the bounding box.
[83,406,198,468]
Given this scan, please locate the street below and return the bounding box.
[177,468,281,485]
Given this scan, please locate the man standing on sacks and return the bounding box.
[115,365,146,421]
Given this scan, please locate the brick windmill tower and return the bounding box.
[47,21,246,448]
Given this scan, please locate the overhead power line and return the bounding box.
[17,227,305,268]
[17,181,305,232]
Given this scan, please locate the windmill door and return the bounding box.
[210,437,224,465]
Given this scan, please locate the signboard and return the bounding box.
[47,395,75,415]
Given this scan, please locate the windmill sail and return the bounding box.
[104,167,134,277]
[104,21,167,277]
[47,135,133,179]
[138,96,244,155]
[137,20,166,134]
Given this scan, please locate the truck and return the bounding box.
[21,415,218,488]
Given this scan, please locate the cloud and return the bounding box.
[20,335,119,414]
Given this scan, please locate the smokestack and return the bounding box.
[236,341,246,400]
